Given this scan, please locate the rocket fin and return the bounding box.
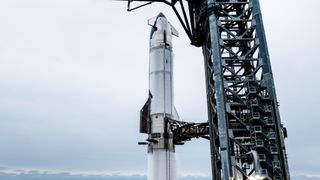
[140,93,152,134]
[147,16,157,27]
[169,22,179,37]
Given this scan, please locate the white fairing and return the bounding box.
[148,150,177,180]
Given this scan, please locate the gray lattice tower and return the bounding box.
[199,1,290,179]
[125,0,290,179]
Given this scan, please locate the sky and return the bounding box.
[0,0,319,179]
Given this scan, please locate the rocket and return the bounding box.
[139,13,179,180]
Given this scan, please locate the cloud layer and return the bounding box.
[0,167,319,180]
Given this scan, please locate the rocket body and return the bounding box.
[149,13,179,119]
[140,13,179,180]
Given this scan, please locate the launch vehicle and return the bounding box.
[139,13,179,180]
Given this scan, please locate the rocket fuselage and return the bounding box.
[142,13,179,180]
[148,12,178,151]
[147,13,179,152]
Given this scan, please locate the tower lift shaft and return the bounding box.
[124,0,291,179]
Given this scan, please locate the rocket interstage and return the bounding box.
[140,13,179,180]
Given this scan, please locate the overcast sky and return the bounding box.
[0,0,319,178]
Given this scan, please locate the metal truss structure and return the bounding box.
[167,118,210,144]
[125,0,290,179]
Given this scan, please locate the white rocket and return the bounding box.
[139,13,179,180]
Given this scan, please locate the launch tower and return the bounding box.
[124,0,290,179]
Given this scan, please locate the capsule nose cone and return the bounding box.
[157,12,166,19]
[148,13,169,39]
[148,13,167,28]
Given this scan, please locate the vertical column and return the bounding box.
[206,0,233,179]
[252,0,290,179]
